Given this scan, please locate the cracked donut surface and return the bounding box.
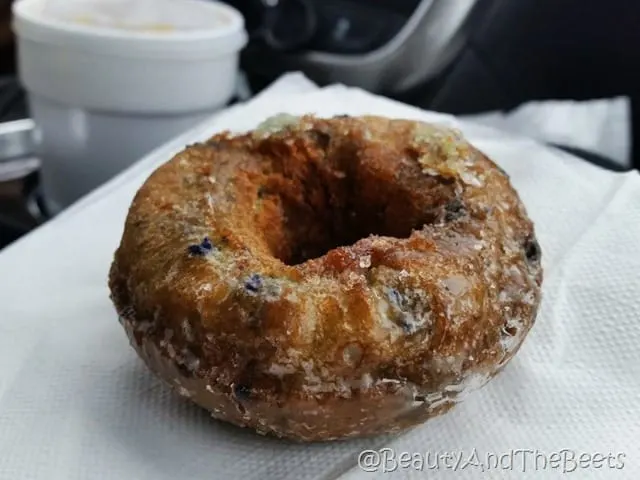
[108,114,543,441]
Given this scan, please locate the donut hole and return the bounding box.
[258,160,450,266]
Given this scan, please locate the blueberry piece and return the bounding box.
[524,236,541,263]
[385,287,430,336]
[233,383,252,401]
[201,237,213,250]
[244,274,263,293]
[386,288,412,333]
[310,129,331,149]
[187,245,204,256]
[402,320,418,335]
[187,237,214,256]
[444,199,466,222]
[388,288,403,307]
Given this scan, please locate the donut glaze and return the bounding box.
[109,114,543,441]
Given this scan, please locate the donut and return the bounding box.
[109,114,543,441]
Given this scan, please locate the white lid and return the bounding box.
[12,0,248,59]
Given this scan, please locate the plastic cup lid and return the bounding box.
[12,0,248,59]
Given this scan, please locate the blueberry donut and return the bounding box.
[109,114,543,441]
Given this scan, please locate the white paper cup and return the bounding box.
[12,0,247,212]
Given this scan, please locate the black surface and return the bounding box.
[307,0,407,54]
[0,75,27,121]
[226,0,415,54]
[234,0,640,169]
[405,0,640,169]
[0,77,30,249]
[0,216,25,247]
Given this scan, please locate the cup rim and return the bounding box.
[12,0,246,43]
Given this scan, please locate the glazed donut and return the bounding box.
[109,114,543,441]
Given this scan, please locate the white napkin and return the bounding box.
[460,96,632,169]
[0,73,639,480]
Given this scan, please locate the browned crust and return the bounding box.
[109,114,543,441]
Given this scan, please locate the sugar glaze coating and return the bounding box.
[109,114,543,441]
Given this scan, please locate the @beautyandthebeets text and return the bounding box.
[357,448,626,474]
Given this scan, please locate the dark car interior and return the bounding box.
[230,0,640,168]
